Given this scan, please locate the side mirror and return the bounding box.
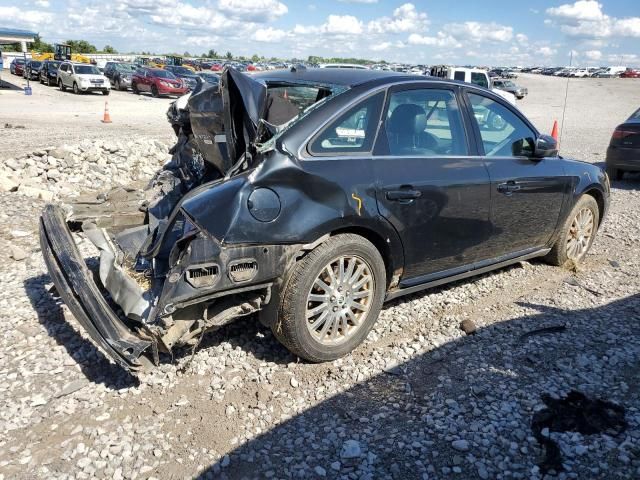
[534,134,558,158]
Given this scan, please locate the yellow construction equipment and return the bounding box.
[31,44,91,64]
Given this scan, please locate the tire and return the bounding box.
[48,77,53,87]
[545,195,599,267]
[73,82,80,94]
[272,234,386,362]
[151,85,159,98]
[132,83,139,94]
[59,80,66,92]
[103,90,110,96]
[606,165,624,181]
[115,79,121,91]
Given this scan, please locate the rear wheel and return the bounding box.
[272,234,386,362]
[151,85,159,97]
[545,195,599,267]
[115,79,121,91]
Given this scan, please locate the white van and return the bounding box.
[430,66,517,104]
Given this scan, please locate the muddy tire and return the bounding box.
[272,234,386,362]
[545,195,599,267]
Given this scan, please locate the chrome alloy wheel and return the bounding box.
[566,207,595,260]
[305,255,374,345]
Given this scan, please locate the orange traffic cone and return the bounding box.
[101,101,112,124]
[551,120,559,141]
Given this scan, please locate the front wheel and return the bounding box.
[545,195,599,267]
[272,234,386,362]
[59,80,66,92]
[73,82,80,94]
[132,83,139,94]
[115,79,121,91]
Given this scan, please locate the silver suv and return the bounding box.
[57,62,111,95]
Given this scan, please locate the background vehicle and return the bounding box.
[39,60,62,86]
[606,107,640,180]
[104,62,137,90]
[41,69,609,370]
[318,63,369,69]
[23,60,42,80]
[164,55,196,72]
[131,68,187,97]
[195,71,220,87]
[569,68,590,78]
[594,66,626,78]
[620,69,640,78]
[163,65,199,91]
[57,62,110,95]
[492,79,528,99]
[10,58,25,76]
[430,66,516,104]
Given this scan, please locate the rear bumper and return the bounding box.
[606,145,640,170]
[39,205,152,370]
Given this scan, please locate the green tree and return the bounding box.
[65,40,98,53]
[102,45,117,54]
[207,49,219,59]
[225,51,233,60]
[32,34,54,53]
[251,54,260,62]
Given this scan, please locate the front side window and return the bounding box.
[384,88,467,157]
[467,92,536,157]
[308,92,384,155]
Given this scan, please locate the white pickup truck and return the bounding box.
[430,66,517,104]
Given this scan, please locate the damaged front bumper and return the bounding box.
[40,205,153,370]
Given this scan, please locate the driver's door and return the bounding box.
[464,90,570,257]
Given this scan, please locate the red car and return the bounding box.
[210,63,223,72]
[131,68,188,97]
[620,69,640,78]
[12,59,25,76]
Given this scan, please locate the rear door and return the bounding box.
[372,84,493,282]
[463,89,570,257]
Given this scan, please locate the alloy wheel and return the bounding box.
[566,207,594,260]
[305,255,374,346]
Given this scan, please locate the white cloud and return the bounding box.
[295,14,364,36]
[443,21,513,43]
[584,49,602,60]
[34,0,50,7]
[253,27,288,43]
[546,0,640,39]
[367,3,428,34]
[607,53,638,64]
[546,0,605,22]
[0,6,53,27]
[407,32,461,48]
[515,33,528,45]
[217,0,288,22]
[339,0,378,3]
[370,41,392,51]
[536,46,557,57]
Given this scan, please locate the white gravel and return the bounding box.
[0,74,639,479]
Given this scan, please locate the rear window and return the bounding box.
[264,86,333,126]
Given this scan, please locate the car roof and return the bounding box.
[251,68,424,87]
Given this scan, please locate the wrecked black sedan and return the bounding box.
[40,67,610,370]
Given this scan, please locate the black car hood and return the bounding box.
[187,68,267,175]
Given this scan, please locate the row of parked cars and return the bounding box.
[9,58,220,97]
[522,66,639,78]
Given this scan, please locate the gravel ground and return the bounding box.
[1,74,640,480]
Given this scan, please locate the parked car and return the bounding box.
[57,62,110,95]
[131,68,187,97]
[606,107,640,180]
[196,71,220,87]
[104,62,137,90]
[569,68,590,78]
[39,60,62,86]
[40,68,610,370]
[620,69,640,78]
[10,58,25,76]
[23,60,43,80]
[593,66,626,78]
[163,65,199,91]
[491,79,528,99]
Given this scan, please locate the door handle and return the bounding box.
[497,182,521,196]
[385,188,422,202]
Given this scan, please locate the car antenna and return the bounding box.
[559,50,573,148]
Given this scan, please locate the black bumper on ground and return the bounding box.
[40,205,153,370]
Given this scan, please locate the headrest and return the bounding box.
[387,104,427,135]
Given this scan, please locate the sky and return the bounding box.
[1,0,639,65]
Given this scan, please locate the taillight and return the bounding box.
[611,127,636,142]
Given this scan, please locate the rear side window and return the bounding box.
[308,92,384,156]
[454,71,465,81]
[383,88,467,157]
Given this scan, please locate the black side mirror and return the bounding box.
[534,134,558,158]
